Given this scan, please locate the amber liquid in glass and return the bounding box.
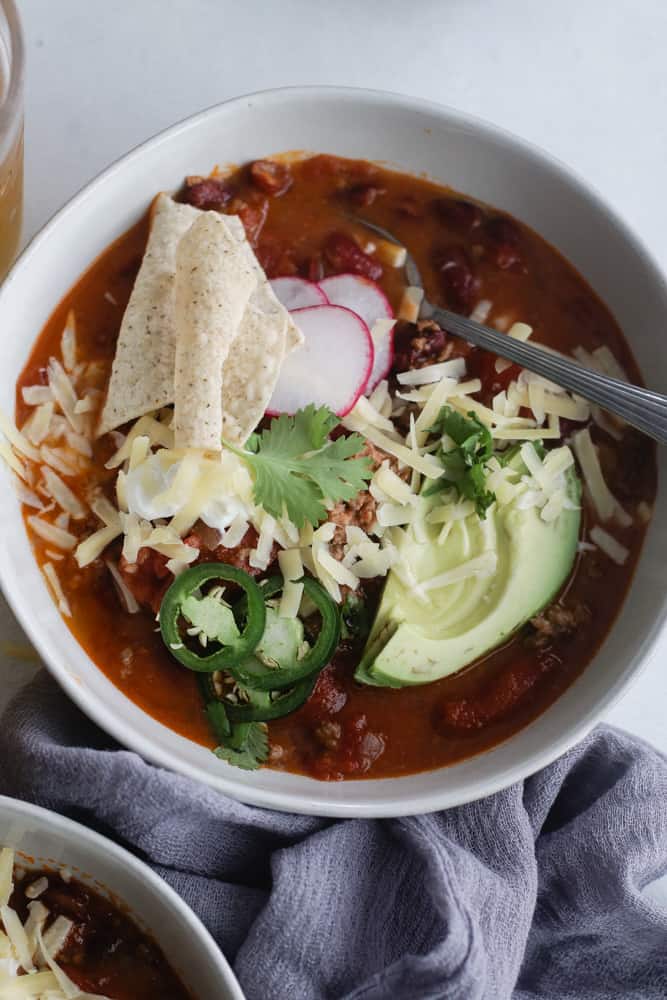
[0,123,22,277]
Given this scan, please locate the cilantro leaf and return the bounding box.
[214,722,269,771]
[226,405,373,528]
[430,406,493,463]
[427,406,496,518]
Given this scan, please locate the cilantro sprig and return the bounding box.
[424,406,496,518]
[214,722,269,771]
[226,405,373,528]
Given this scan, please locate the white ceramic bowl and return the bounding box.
[0,87,664,817]
[0,794,243,998]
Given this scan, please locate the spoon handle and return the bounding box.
[426,304,667,445]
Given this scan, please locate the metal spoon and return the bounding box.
[354,217,667,444]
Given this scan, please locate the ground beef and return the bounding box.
[310,714,386,780]
[527,601,591,648]
[329,491,377,534]
[326,440,392,547]
[119,523,277,613]
[392,318,449,373]
[314,720,342,750]
[183,523,278,577]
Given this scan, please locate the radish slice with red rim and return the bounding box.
[267,305,374,417]
[270,276,329,310]
[318,273,394,391]
[367,319,396,392]
[318,273,392,329]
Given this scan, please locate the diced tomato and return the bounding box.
[302,662,348,722]
[439,654,548,730]
[119,547,171,615]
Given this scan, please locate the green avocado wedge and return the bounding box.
[355,467,581,688]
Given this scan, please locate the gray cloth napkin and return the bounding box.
[0,672,666,1000]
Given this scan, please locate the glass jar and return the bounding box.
[0,0,23,280]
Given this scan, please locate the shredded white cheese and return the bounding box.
[396,358,466,387]
[75,523,123,567]
[40,467,86,519]
[589,525,629,565]
[27,516,77,551]
[0,849,14,908]
[42,562,72,617]
[571,427,627,524]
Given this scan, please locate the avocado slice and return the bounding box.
[356,469,581,687]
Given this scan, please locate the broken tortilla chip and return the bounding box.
[98,194,301,446]
[173,213,256,451]
[221,215,295,444]
[97,194,199,436]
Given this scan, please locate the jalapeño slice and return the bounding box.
[228,575,340,691]
[223,674,319,723]
[159,563,266,673]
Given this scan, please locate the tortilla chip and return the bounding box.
[221,216,294,444]
[98,194,199,435]
[99,195,300,446]
[173,213,256,451]
[221,301,286,443]
[224,215,304,358]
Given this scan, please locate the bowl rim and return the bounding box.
[0,793,243,996]
[2,84,665,817]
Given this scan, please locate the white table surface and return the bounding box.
[4,1,665,763]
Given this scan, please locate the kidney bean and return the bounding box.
[346,183,386,207]
[394,195,424,218]
[467,350,521,401]
[485,216,519,244]
[228,196,269,246]
[181,175,233,211]
[433,197,484,231]
[496,244,525,271]
[249,159,293,196]
[324,232,383,280]
[484,215,526,272]
[305,252,325,282]
[433,244,478,313]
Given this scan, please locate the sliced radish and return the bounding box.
[270,276,329,310]
[267,305,374,417]
[318,274,394,391]
[318,273,392,329]
[367,318,396,392]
